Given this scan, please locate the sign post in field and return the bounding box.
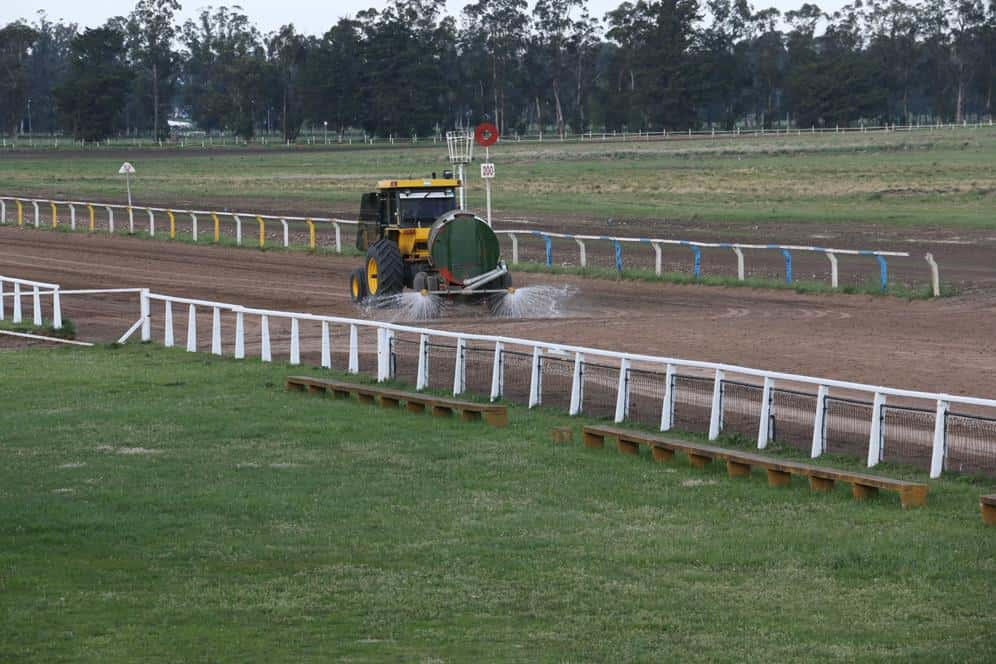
[119,162,136,233]
[474,123,499,227]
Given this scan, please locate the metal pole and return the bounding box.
[484,146,492,227]
[458,164,465,210]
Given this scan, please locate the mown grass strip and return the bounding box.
[0,345,993,661]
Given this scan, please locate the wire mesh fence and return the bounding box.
[945,412,996,476]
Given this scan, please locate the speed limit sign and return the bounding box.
[480,162,496,179]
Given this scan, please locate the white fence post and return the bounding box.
[32,286,42,326]
[147,209,155,236]
[281,219,289,248]
[925,253,940,297]
[417,334,429,390]
[0,280,4,320]
[660,364,675,431]
[0,199,5,225]
[376,327,388,380]
[810,386,828,458]
[490,341,503,401]
[32,201,40,227]
[930,400,949,479]
[164,301,174,347]
[528,346,542,408]
[867,392,886,467]
[128,205,135,234]
[614,357,630,423]
[569,352,584,415]
[510,235,519,264]
[453,337,466,395]
[575,239,587,268]
[191,213,198,241]
[733,247,745,281]
[260,315,271,362]
[826,252,839,288]
[211,307,222,355]
[186,304,197,352]
[69,204,76,230]
[757,376,773,449]
[708,369,724,440]
[51,288,62,329]
[288,317,299,365]
[348,324,359,374]
[234,215,242,245]
[106,206,114,233]
[321,321,331,368]
[234,309,245,359]
[652,243,662,276]
[334,222,342,252]
[12,281,21,323]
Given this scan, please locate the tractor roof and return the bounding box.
[377,178,460,190]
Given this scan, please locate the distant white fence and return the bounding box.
[1,195,941,295]
[0,275,62,328]
[4,119,994,150]
[0,196,359,252]
[122,288,995,479]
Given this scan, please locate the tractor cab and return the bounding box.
[356,176,460,253]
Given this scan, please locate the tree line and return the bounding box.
[1,0,994,141]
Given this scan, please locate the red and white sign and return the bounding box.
[480,163,496,179]
[474,122,499,147]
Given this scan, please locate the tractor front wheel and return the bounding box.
[366,239,405,297]
[349,267,368,302]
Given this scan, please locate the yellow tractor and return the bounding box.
[349,175,511,301]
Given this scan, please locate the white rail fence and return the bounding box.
[494,230,938,295]
[0,196,358,252]
[4,119,994,150]
[1,196,942,295]
[0,275,62,328]
[122,288,995,479]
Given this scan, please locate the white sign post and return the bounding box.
[481,153,495,228]
[119,162,136,233]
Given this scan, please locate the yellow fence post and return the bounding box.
[51,202,58,228]
[168,210,176,239]
[257,216,265,249]
[88,205,95,232]
[16,200,23,226]
[212,214,220,243]
[307,219,316,250]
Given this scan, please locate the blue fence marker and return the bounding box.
[613,240,623,272]
[543,235,553,266]
[876,255,888,291]
[781,249,792,284]
[682,243,701,277]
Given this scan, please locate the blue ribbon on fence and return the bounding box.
[613,240,623,272]
[543,235,553,266]
[781,249,792,284]
[876,256,888,291]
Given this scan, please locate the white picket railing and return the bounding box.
[1,195,943,295]
[492,230,938,294]
[0,275,62,328]
[0,196,358,252]
[130,289,996,479]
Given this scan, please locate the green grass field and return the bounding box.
[3,129,995,228]
[1,345,994,661]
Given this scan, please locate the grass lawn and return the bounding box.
[1,345,994,661]
[2,129,995,228]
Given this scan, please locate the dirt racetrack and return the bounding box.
[1,225,994,402]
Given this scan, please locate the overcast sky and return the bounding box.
[4,0,848,35]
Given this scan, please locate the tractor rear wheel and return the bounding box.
[366,239,405,297]
[349,267,368,302]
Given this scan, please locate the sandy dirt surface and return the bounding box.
[1,225,994,400]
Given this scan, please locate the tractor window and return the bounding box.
[398,191,456,227]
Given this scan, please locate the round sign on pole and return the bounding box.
[474,122,499,147]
